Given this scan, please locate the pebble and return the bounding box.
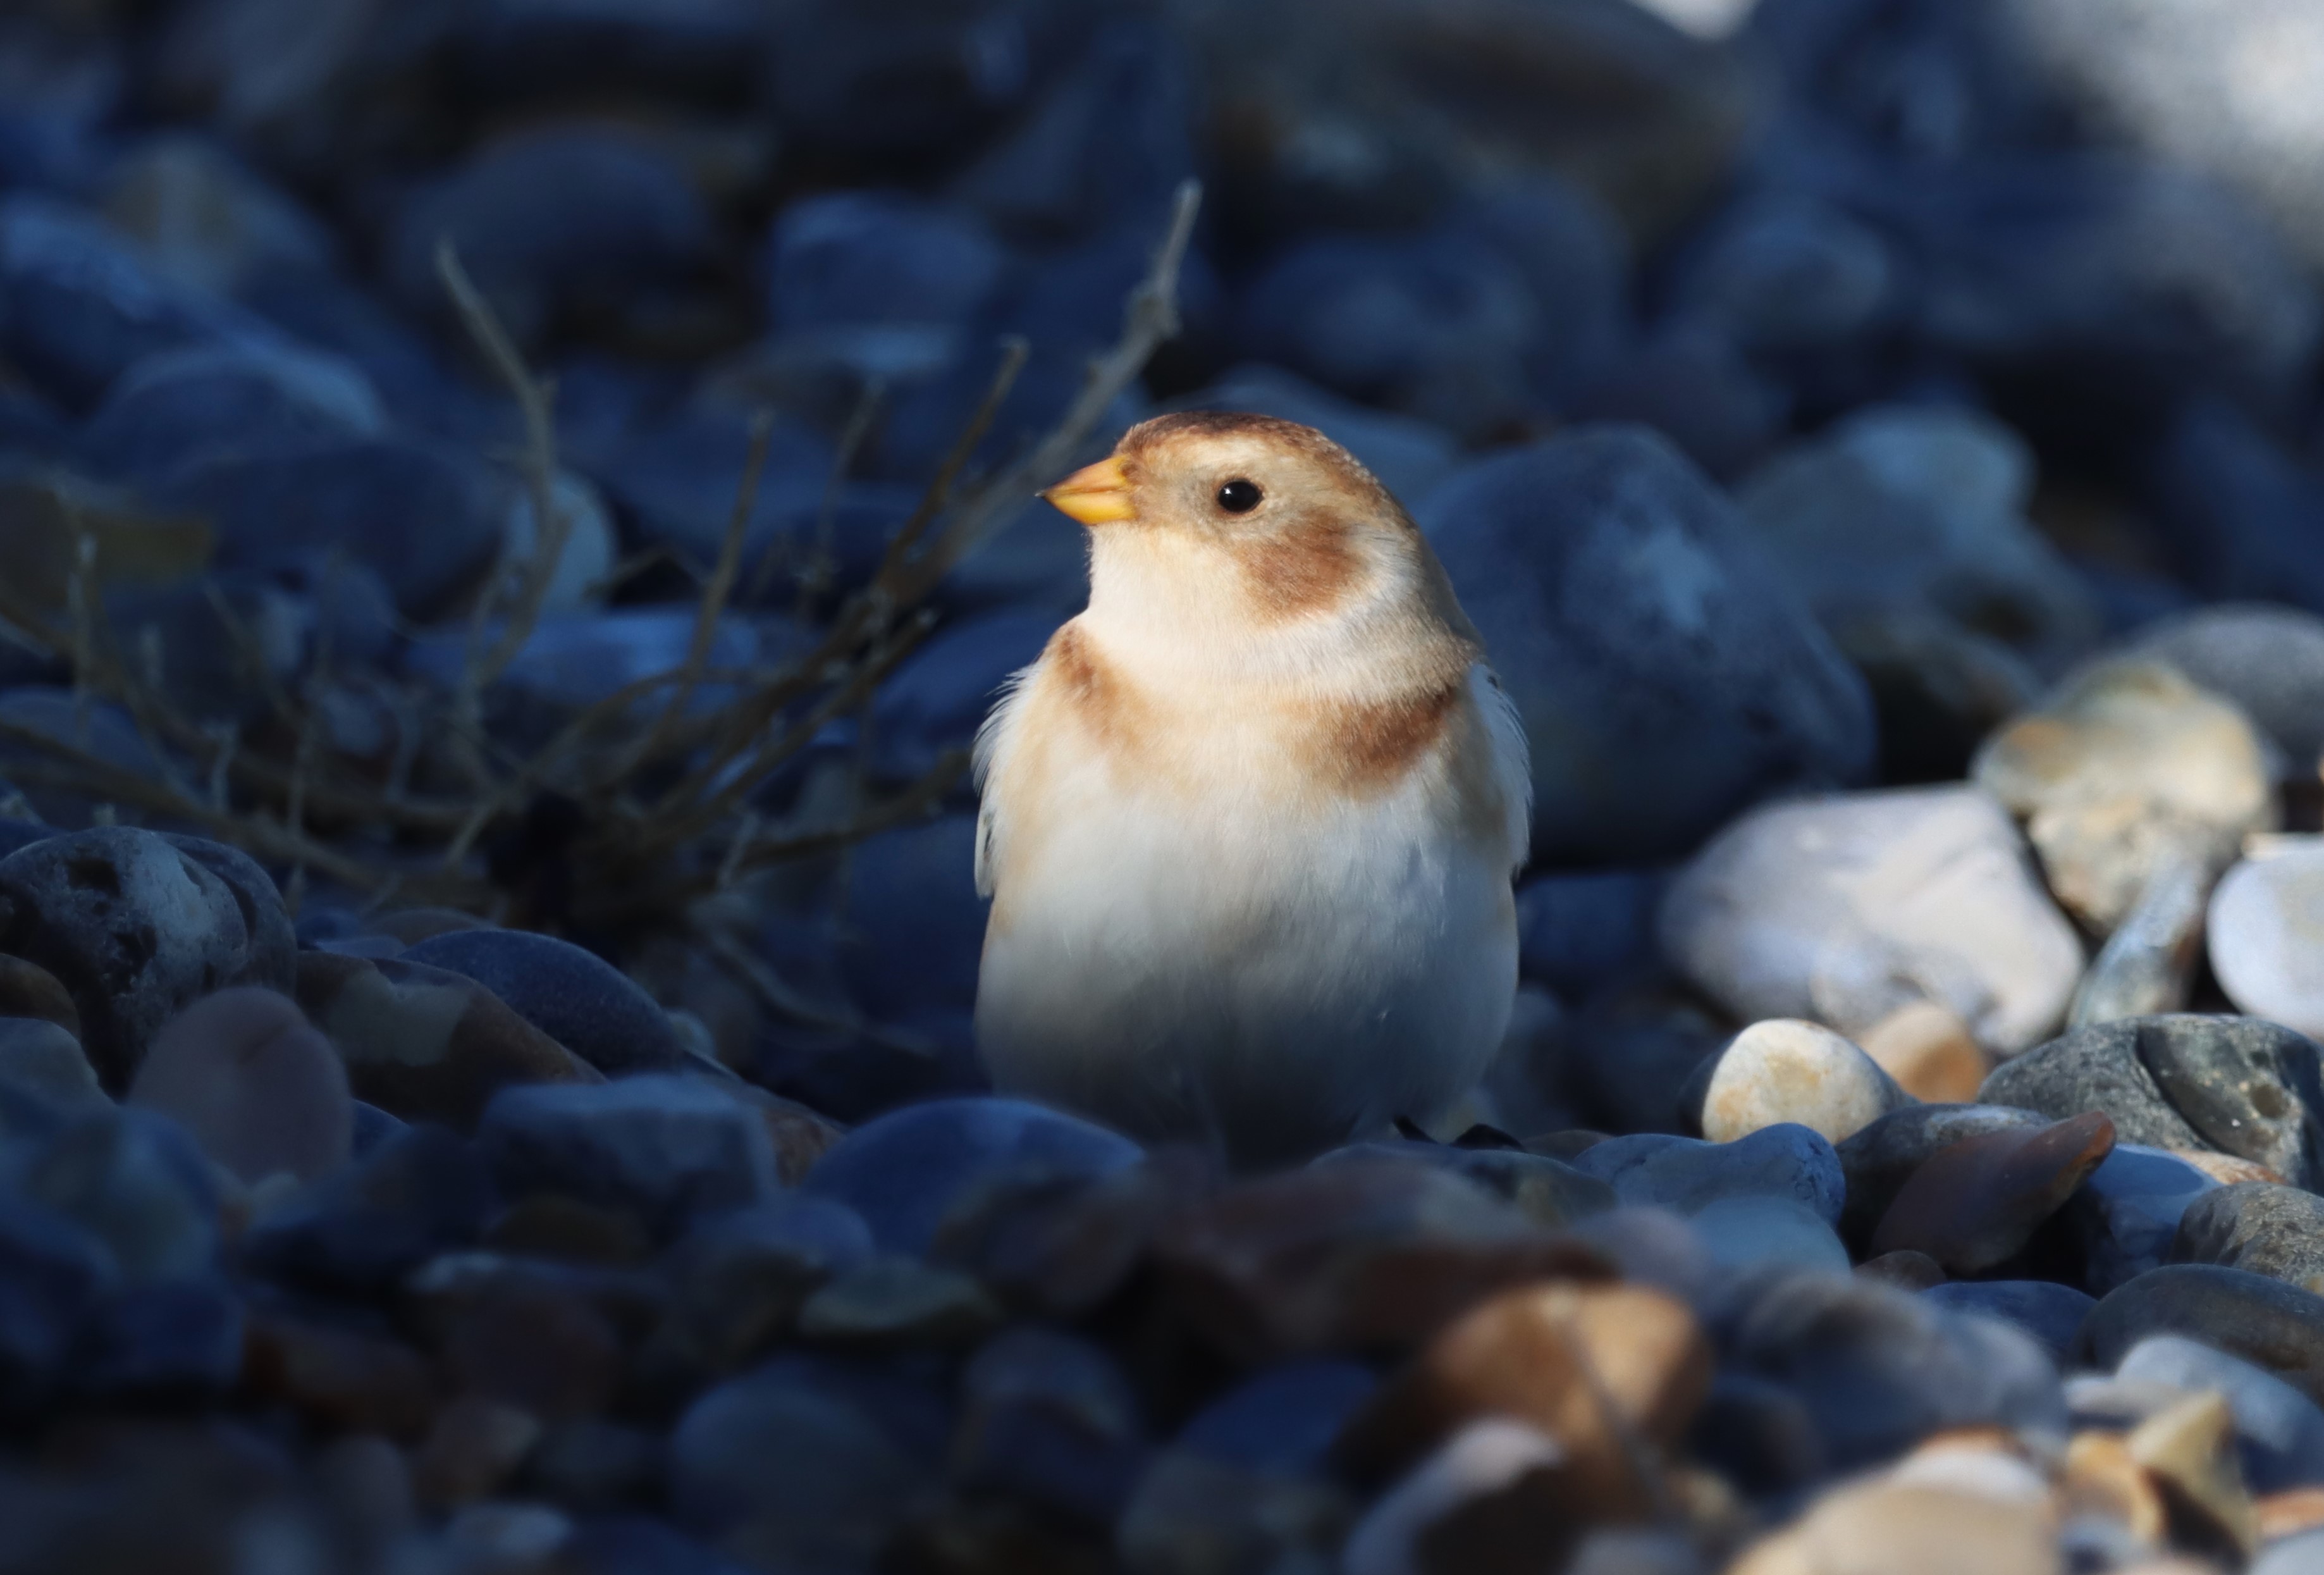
[402,929,688,1077]
[2081,1266,2324,1405]
[1697,1018,1912,1145]
[2117,1334,2324,1494]
[240,1309,442,1441]
[128,988,350,1185]
[668,1353,943,1572]
[2173,1184,2324,1295]
[795,1257,1001,1348]
[1982,1015,2324,1189]
[0,953,79,1037]
[0,1016,105,1109]
[2125,602,2324,769]
[1318,1142,1618,1231]
[950,1325,1147,1526]
[801,1096,1144,1257]
[0,1199,116,1412]
[1975,659,2274,931]
[1117,1448,1355,1575]
[80,340,382,486]
[2063,1428,2169,1545]
[1658,786,2084,1056]
[1177,1361,1379,1475]
[1573,1124,1846,1226]
[0,827,290,1089]
[1924,1282,2096,1362]
[1153,1154,1609,1362]
[403,1254,627,1425]
[1735,402,2100,664]
[75,1274,246,1400]
[1716,1267,2068,1462]
[477,1074,780,1238]
[1336,1280,1711,1518]
[2130,1390,2259,1557]
[1870,1111,2116,1274]
[295,951,601,1130]
[1730,1479,2062,1575]
[647,1195,873,1378]
[411,1395,544,1510]
[1417,425,1874,865]
[2070,841,2214,1026]
[16,1104,220,1283]
[1857,1001,1992,1104]
[1339,1418,1577,1575]
[1692,1195,1853,1275]
[2211,844,2324,1041]
[242,1123,493,1294]
[2072,1144,2220,1295]
[1835,1104,2049,1247]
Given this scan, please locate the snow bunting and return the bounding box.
[972,411,1531,1167]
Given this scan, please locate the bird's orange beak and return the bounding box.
[1041,455,1135,526]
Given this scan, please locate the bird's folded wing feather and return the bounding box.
[1470,661,1532,875]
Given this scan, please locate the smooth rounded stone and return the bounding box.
[128,988,350,1185]
[412,1393,544,1510]
[477,1074,779,1237]
[1831,1110,2054,1245]
[1177,1361,1380,1475]
[400,930,686,1078]
[2072,1144,2220,1296]
[295,951,601,1130]
[1119,1447,1358,1575]
[1562,971,1732,1137]
[1858,1001,1991,1104]
[950,1326,1147,1525]
[1572,1124,1845,1226]
[73,1273,246,1400]
[388,124,716,347]
[154,437,509,619]
[0,1016,104,1109]
[1337,1281,1711,1517]
[1513,868,1663,1003]
[164,836,297,992]
[2256,1528,2324,1575]
[1691,1195,1851,1275]
[1857,1250,1948,1292]
[2132,1390,2259,1556]
[243,1123,492,1294]
[1417,426,1872,865]
[1981,1015,2324,1190]
[0,827,282,1089]
[98,132,335,295]
[2000,0,2324,273]
[1659,786,2084,1056]
[0,954,77,1038]
[1671,192,1896,353]
[0,1198,117,1412]
[0,192,285,409]
[1699,1018,1912,1146]
[1153,1154,1612,1362]
[2118,1335,2324,1495]
[1317,1142,1618,1231]
[2153,397,2324,617]
[1340,1418,1579,1575]
[801,1097,1143,1258]
[2174,1185,2324,1295]
[796,1258,1001,1349]
[2212,846,2324,1040]
[1171,363,1460,507]
[79,340,383,486]
[1712,1266,2069,1462]
[1728,1479,2060,1575]
[15,1105,220,1283]
[1735,403,2100,664]
[1561,1207,1719,1309]
[2124,603,2324,769]
[1976,660,2275,931]
[2081,1266,2324,1405]
[1871,1112,2117,1275]
[1570,322,1787,481]
[1925,1282,2097,1363]
[2068,843,2213,1028]
[668,1352,945,1572]
[763,188,1007,352]
[1691,1371,1827,1497]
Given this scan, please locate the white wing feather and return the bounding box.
[1470,662,1532,875]
[971,662,1040,898]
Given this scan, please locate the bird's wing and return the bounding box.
[1469,660,1532,875]
[971,659,1042,899]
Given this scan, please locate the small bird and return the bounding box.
[972,411,1531,1168]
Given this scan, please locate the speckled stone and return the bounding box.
[1982,1015,2324,1189]
[1697,1019,1913,1145]
[402,928,689,1076]
[2173,1184,2324,1295]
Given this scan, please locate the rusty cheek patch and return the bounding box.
[1236,512,1364,623]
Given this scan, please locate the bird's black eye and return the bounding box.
[1216,478,1263,513]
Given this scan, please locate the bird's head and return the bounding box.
[1042,411,1437,634]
